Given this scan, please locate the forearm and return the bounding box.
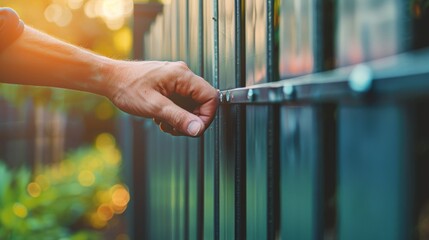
[0,26,118,97]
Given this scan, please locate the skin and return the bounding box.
[0,26,219,136]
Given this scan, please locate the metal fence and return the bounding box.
[132,1,429,239]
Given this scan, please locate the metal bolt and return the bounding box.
[349,64,373,93]
[283,85,295,100]
[247,89,255,102]
[219,92,224,103]
[226,91,231,102]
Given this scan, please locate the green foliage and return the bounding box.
[0,134,128,240]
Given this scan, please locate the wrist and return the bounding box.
[95,57,125,99]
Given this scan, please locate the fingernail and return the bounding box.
[187,121,202,136]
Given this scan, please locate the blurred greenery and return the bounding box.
[0,133,129,240]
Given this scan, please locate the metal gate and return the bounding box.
[131,1,429,239]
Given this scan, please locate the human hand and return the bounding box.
[106,60,218,137]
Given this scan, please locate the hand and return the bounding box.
[107,60,218,137]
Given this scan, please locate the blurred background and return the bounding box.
[0,0,163,239]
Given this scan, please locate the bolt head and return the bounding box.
[349,64,373,93]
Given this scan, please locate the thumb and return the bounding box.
[157,95,205,136]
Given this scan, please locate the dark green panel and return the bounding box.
[279,106,322,239]
[338,104,412,240]
[278,0,316,78]
[246,105,268,240]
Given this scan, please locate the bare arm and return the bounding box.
[0,26,218,136]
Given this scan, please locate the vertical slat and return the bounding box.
[279,106,323,239]
[267,0,280,239]
[187,1,202,239]
[245,0,267,86]
[218,0,237,239]
[245,0,269,239]
[278,0,316,78]
[246,105,268,240]
[338,103,412,240]
[203,0,217,239]
[235,0,247,239]
[163,3,172,60]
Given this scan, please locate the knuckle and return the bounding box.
[177,61,188,68]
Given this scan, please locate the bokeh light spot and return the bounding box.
[95,133,115,151]
[44,3,63,23]
[78,170,95,187]
[114,27,132,55]
[27,182,42,198]
[90,213,107,229]
[105,17,125,30]
[102,0,124,20]
[68,0,84,10]
[84,0,97,18]
[35,175,50,190]
[12,203,27,218]
[97,203,114,221]
[112,185,130,208]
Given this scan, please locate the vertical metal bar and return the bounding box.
[321,104,337,239]
[213,0,220,239]
[131,119,148,240]
[267,0,280,239]
[197,1,205,239]
[235,0,246,239]
[203,0,216,238]
[318,0,335,71]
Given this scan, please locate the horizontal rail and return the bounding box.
[219,48,429,104]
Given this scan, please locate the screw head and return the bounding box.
[247,89,255,101]
[283,85,295,100]
[226,91,231,102]
[219,92,224,103]
[349,64,373,93]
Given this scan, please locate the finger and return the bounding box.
[193,96,219,128]
[173,74,219,128]
[159,122,183,136]
[154,92,206,137]
[175,72,218,105]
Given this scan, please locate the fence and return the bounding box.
[132,1,429,239]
